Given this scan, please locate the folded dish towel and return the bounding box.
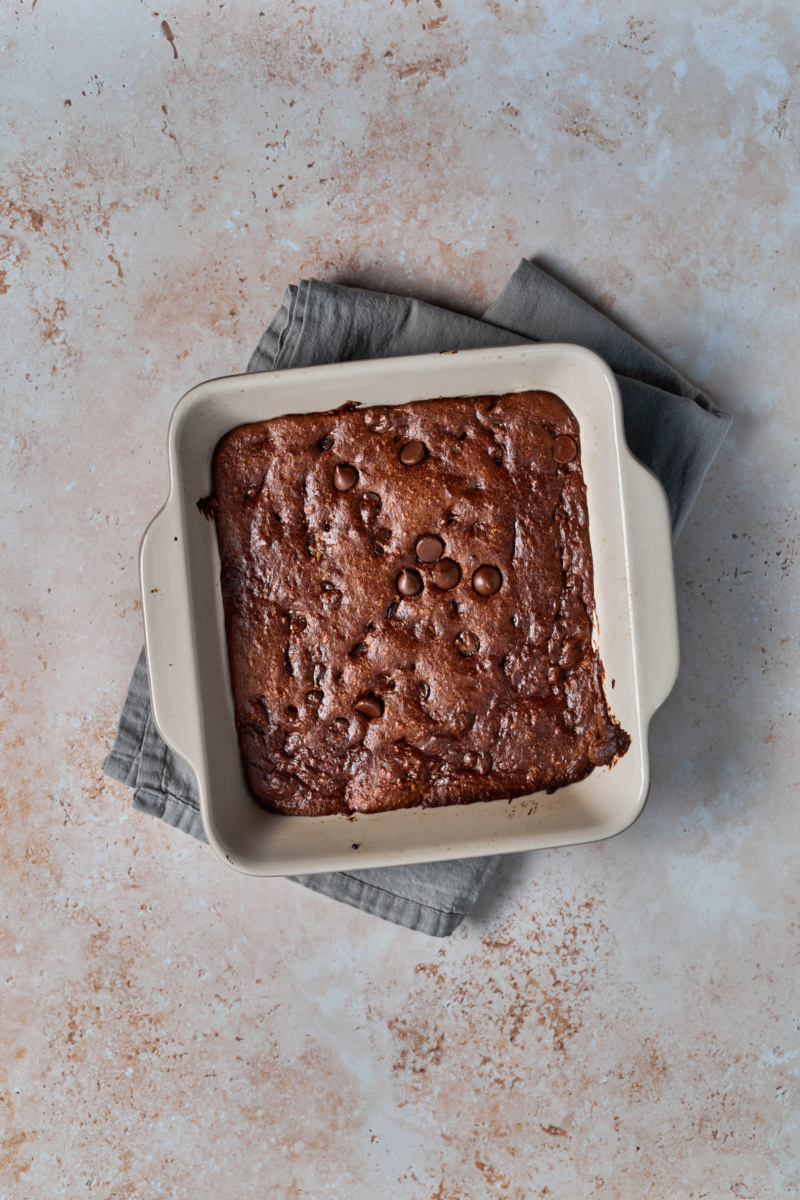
[103,259,731,937]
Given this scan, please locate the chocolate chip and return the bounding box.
[399,439,427,465]
[415,534,444,563]
[334,716,350,732]
[472,565,503,596]
[455,630,480,656]
[365,412,388,433]
[317,434,333,451]
[396,568,423,597]
[349,642,369,657]
[306,689,324,707]
[288,612,307,633]
[355,693,383,719]
[432,558,461,590]
[552,434,577,464]
[373,526,392,556]
[386,600,399,620]
[420,681,431,700]
[333,463,359,491]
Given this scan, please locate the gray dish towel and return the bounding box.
[103,259,731,937]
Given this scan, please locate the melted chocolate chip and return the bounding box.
[333,463,359,491]
[399,439,427,465]
[283,646,294,676]
[365,412,388,433]
[373,526,393,556]
[419,681,431,700]
[472,565,503,596]
[415,534,444,563]
[552,434,577,464]
[312,662,327,685]
[317,434,333,451]
[355,693,383,719]
[386,600,400,620]
[306,532,321,558]
[455,630,480,657]
[432,558,461,590]
[396,568,423,597]
[288,612,307,633]
[306,689,324,707]
[361,490,382,512]
[349,642,369,657]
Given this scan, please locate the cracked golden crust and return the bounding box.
[210,390,630,815]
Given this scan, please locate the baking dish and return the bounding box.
[139,344,679,876]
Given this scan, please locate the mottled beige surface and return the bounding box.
[1,1,798,1196]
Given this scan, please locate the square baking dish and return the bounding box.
[140,344,679,876]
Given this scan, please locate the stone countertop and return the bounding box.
[1,2,798,1195]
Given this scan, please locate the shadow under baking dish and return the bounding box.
[140,344,679,877]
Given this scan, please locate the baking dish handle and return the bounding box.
[138,500,204,772]
[624,458,681,720]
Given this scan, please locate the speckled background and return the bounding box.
[2,1,798,1196]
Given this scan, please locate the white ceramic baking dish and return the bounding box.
[139,345,679,876]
